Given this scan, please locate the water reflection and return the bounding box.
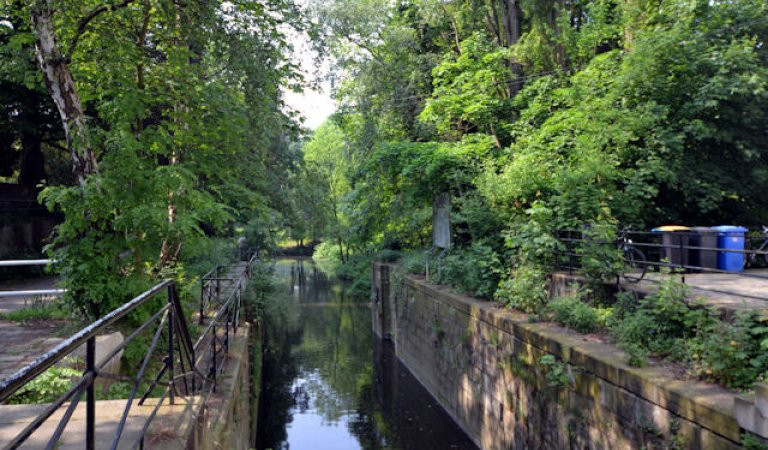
[256,258,476,450]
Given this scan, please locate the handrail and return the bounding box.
[0,259,55,267]
[0,249,258,449]
[0,289,65,298]
[0,280,172,403]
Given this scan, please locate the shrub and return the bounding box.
[8,365,80,404]
[611,276,710,362]
[495,264,549,313]
[547,294,612,334]
[436,241,503,299]
[689,310,768,389]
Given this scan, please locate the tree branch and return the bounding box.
[65,0,137,62]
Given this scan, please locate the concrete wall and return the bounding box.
[372,263,749,449]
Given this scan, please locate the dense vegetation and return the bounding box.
[3,0,768,393]
[288,0,768,389]
[1,0,311,317]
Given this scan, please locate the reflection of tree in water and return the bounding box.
[255,266,303,450]
[256,259,475,450]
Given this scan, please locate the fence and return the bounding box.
[0,250,259,449]
[0,259,64,298]
[555,228,768,302]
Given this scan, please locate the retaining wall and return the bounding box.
[372,263,750,449]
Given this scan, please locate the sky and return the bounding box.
[282,18,336,130]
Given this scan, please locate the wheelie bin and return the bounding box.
[712,226,748,272]
[689,226,718,271]
[652,225,691,269]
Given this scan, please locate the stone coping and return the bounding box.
[389,266,744,444]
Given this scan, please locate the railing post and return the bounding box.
[211,324,217,393]
[679,237,686,284]
[224,304,230,354]
[215,266,220,302]
[86,336,96,450]
[199,278,205,325]
[167,285,175,405]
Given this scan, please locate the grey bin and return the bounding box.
[658,232,690,268]
[689,227,718,271]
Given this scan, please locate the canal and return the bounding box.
[255,258,476,450]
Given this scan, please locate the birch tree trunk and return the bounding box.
[29,0,97,186]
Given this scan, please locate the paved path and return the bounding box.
[0,321,66,381]
[0,277,66,381]
[0,396,201,449]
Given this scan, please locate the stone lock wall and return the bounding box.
[372,263,750,449]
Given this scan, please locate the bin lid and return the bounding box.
[651,225,691,232]
[712,225,748,233]
[691,226,716,232]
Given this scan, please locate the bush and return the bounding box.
[8,365,80,404]
[547,294,612,334]
[436,241,503,299]
[495,264,549,313]
[400,250,427,274]
[689,310,768,389]
[611,277,709,363]
[375,249,402,262]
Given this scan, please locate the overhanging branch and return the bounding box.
[65,0,137,62]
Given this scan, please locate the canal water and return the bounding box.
[255,258,476,450]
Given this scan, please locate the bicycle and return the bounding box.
[618,227,647,283]
[746,226,768,268]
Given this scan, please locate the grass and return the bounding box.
[0,304,68,323]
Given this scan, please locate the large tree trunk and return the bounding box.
[29,1,97,186]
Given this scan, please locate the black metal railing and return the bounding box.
[555,228,768,302]
[199,249,258,325]
[0,252,257,449]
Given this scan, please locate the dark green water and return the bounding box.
[255,258,476,450]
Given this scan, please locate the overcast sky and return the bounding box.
[282,19,336,130]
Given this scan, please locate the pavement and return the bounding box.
[0,276,59,314]
[0,396,201,449]
[0,276,66,382]
[629,269,768,316]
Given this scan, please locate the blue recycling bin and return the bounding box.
[712,226,748,272]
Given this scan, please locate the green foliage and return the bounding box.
[539,354,573,388]
[579,223,624,287]
[495,264,549,313]
[611,277,707,363]
[421,32,513,141]
[8,365,80,404]
[435,241,503,299]
[4,0,306,320]
[688,310,768,389]
[547,293,612,334]
[742,433,768,450]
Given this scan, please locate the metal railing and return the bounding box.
[0,252,257,449]
[0,259,64,299]
[555,228,768,302]
[199,249,258,325]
